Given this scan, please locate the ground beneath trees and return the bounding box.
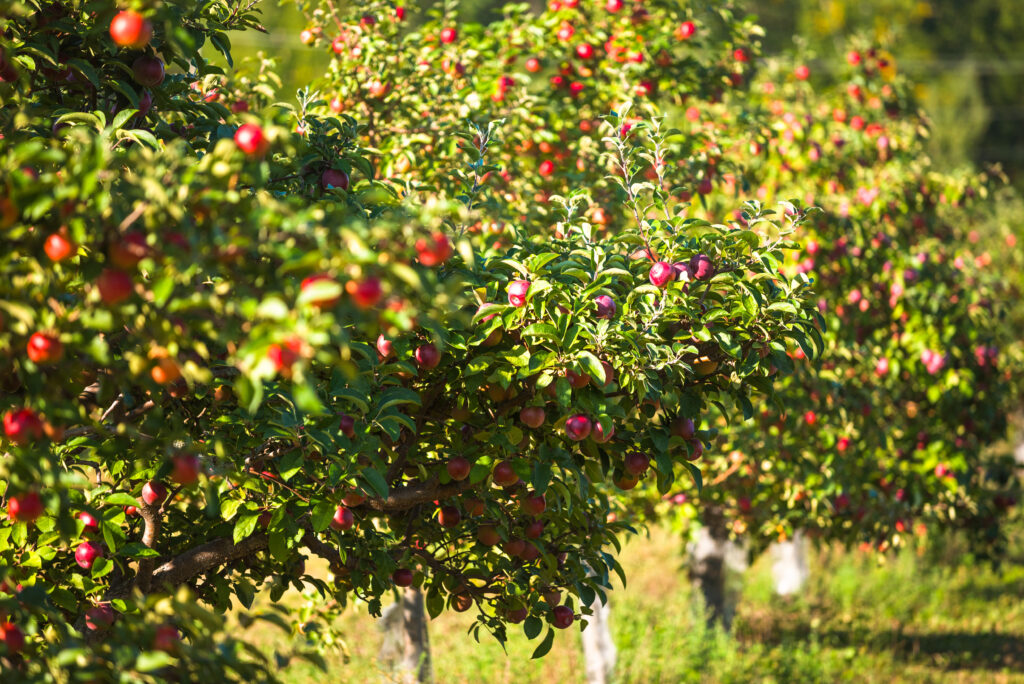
[238,522,1024,683]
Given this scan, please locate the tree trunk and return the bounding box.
[580,590,616,684]
[378,587,432,683]
[688,506,746,630]
[770,530,809,597]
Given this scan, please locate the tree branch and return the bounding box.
[364,478,475,513]
[148,534,269,589]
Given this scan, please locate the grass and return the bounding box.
[237,523,1024,683]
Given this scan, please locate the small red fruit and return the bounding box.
[492,460,519,487]
[592,421,614,443]
[439,505,461,528]
[8,492,44,523]
[539,160,555,177]
[132,56,165,87]
[520,492,546,517]
[565,414,592,441]
[477,525,501,546]
[338,413,356,439]
[97,268,134,305]
[392,568,414,587]
[300,273,341,308]
[4,409,43,445]
[330,505,355,531]
[415,232,452,266]
[670,417,696,440]
[171,453,201,485]
[414,343,441,369]
[0,621,25,654]
[346,277,382,309]
[440,27,458,44]
[689,254,714,280]
[26,332,62,364]
[625,452,650,476]
[141,481,167,506]
[376,334,394,359]
[234,123,269,157]
[153,625,180,653]
[649,261,674,287]
[321,168,350,190]
[594,295,616,319]
[552,605,574,629]
[75,541,102,569]
[520,406,546,428]
[508,279,531,307]
[79,511,100,534]
[525,57,541,73]
[44,232,76,261]
[110,11,153,49]
[676,21,696,39]
[447,457,471,481]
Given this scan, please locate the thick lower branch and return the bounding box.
[148,533,269,589]
[364,478,475,512]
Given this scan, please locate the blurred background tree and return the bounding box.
[221,0,1024,185]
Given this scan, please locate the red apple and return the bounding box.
[109,231,149,269]
[565,414,592,441]
[503,538,526,556]
[85,604,115,631]
[110,10,152,48]
[75,541,102,569]
[132,56,164,87]
[625,452,650,476]
[614,474,639,490]
[78,511,100,534]
[339,413,356,439]
[321,168,350,190]
[439,505,461,528]
[96,268,133,305]
[234,123,269,157]
[26,332,62,364]
[689,254,714,280]
[520,492,546,517]
[477,525,501,546]
[594,295,616,319]
[525,519,545,539]
[153,624,180,653]
[44,231,76,261]
[440,27,458,43]
[4,409,43,445]
[676,21,696,39]
[552,605,574,629]
[171,453,201,485]
[7,492,43,523]
[493,460,519,487]
[508,279,531,307]
[649,261,674,287]
[447,457,471,481]
[520,406,545,428]
[300,273,341,308]
[670,417,695,440]
[330,505,354,531]
[141,481,167,506]
[0,621,24,654]
[347,277,382,309]
[392,568,414,587]
[415,232,452,266]
[376,334,394,359]
[414,343,441,369]
[592,421,614,443]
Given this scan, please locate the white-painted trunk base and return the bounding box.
[378,587,432,684]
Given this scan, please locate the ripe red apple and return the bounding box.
[525,57,541,72]
[346,277,382,308]
[330,505,355,531]
[594,295,616,319]
[141,481,167,506]
[7,492,43,523]
[503,538,526,556]
[78,511,100,534]
[414,343,441,369]
[463,497,485,516]
[44,231,76,261]
[804,411,817,426]
[342,491,365,507]
[415,232,452,266]
[440,27,458,43]
[339,413,356,439]
[477,525,501,546]
[447,457,471,481]
[592,421,614,443]
[132,56,164,87]
[670,417,695,440]
[85,604,115,631]
[300,273,341,308]
[508,279,531,307]
[452,593,472,612]
[4,408,44,445]
[96,268,133,305]
[552,605,574,629]
[576,43,595,59]
[392,568,414,587]
[689,254,714,280]
[614,474,639,490]
[565,369,590,389]
[493,460,519,487]
[525,519,545,539]
[152,624,180,653]
[110,232,149,269]
[234,123,269,157]
[171,453,201,485]
[321,168,350,190]
[520,406,545,428]
[624,452,650,476]
[520,492,546,517]
[376,334,394,359]
[75,541,102,570]
[519,542,541,561]
[649,261,674,287]
[110,10,152,48]
[794,64,810,80]
[0,621,24,654]
[26,332,62,364]
[565,414,592,441]
[687,440,704,461]
[539,159,555,177]
[439,505,462,528]
[677,20,696,39]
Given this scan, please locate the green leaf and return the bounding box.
[136,651,176,672]
[578,352,606,384]
[374,387,422,415]
[684,461,703,494]
[360,468,389,499]
[311,499,335,532]
[269,528,289,563]
[118,543,161,559]
[523,615,543,639]
[234,513,259,545]
[104,493,139,507]
[531,627,555,658]
[521,323,560,344]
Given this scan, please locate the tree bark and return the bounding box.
[688,506,746,630]
[769,530,809,597]
[580,591,616,684]
[379,587,432,683]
